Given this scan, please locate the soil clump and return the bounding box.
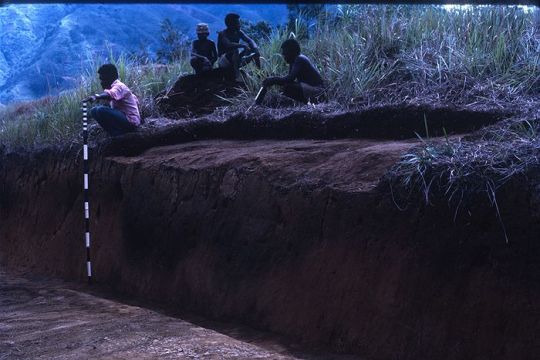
[155,71,243,118]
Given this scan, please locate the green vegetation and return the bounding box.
[386,115,539,242]
[239,4,539,105]
[0,52,189,147]
[389,118,539,204]
[156,18,190,63]
[241,20,273,44]
[0,5,538,148]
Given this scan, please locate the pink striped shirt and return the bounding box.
[104,79,141,126]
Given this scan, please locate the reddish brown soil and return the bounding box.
[1,107,539,360]
[111,139,417,192]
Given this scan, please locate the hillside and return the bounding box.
[0,4,287,105]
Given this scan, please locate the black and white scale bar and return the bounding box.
[82,101,92,284]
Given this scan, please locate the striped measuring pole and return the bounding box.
[81,101,92,284]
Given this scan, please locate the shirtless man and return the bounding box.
[217,13,260,81]
[263,39,325,104]
[190,23,218,75]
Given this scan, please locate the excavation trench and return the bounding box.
[1,106,539,360]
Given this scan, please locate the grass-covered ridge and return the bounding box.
[237,5,539,107]
[0,53,189,147]
[0,5,538,148]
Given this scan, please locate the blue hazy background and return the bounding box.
[0,4,288,106]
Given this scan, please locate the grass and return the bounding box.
[0,51,190,148]
[389,126,539,204]
[386,114,539,242]
[0,5,538,148]
[234,5,539,108]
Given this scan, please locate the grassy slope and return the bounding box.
[1,5,538,147]
[0,6,538,202]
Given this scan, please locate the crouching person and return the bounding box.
[190,23,218,75]
[84,64,141,136]
[262,39,325,104]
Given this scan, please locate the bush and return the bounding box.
[241,20,273,44]
[156,18,190,63]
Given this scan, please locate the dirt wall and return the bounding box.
[1,109,539,360]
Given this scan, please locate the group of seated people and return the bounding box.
[84,12,325,137]
[191,13,325,104]
[191,14,261,81]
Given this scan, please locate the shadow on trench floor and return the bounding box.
[0,267,363,360]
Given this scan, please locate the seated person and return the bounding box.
[217,13,261,81]
[190,23,217,75]
[84,64,141,136]
[263,39,325,104]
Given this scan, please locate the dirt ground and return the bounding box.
[109,138,419,193]
[0,267,362,360]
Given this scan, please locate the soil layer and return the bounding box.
[1,108,539,360]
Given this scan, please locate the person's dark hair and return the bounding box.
[97,64,118,80]
[281,39,301,56]
[225,13,240,28]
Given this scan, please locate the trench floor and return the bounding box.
[0,268,363,360]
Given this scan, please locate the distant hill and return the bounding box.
[0,4,287,105]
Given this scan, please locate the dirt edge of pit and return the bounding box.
[2,104,539,360]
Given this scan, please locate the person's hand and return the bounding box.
[82,95,97,103]
[263,77,277,87]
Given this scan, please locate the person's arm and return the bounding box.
[83,92,111,103]
[191,41,198,58]
[239,30,257,51]
[263,57,302,86]
[192,52,208,61]
[219,31,247,53]
[210,41,218,64]
[191,41,206,59]
[104,82,128,101]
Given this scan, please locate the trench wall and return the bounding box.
[1,142,539,360]
[1,107,539,360]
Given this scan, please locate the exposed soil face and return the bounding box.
[1,106,539,360]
